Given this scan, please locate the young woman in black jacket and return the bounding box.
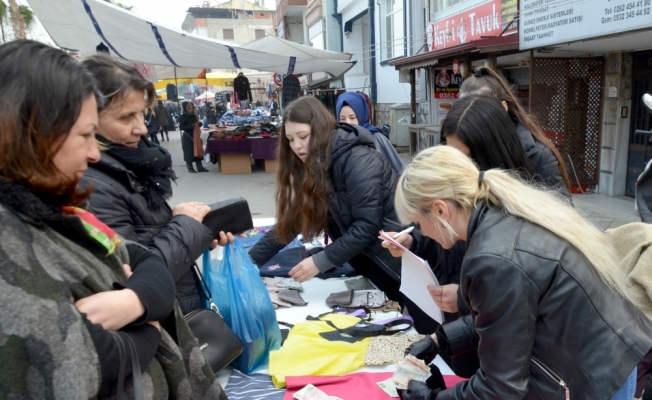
[81,54,233,314]
[178,101,209,173]
[396,145,652,400]
[249,96,434,333]
[460,66,571,193]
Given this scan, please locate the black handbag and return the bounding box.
[185,264,243,374]
[202,197,254,239]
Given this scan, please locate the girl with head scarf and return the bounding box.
[336,92,405,173]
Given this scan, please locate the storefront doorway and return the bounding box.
[625,52,652,197]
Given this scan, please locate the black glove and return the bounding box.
[399,380,442,400]
[426,364,447,391]
[405,335,440,364]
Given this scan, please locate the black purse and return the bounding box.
[185,264,243,374]
[202,197,254,239]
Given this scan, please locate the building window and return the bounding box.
[430,0,469,19]
[308,19,325,50]
[384,0,404,60]
[223,29,234,40]
[255,29,266,40]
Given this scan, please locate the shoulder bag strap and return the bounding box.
[192,263,222,316]
[125,335,144,400]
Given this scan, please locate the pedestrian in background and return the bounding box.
[156,98,169,141]
[178,101,209,173]
[144,105,159,144]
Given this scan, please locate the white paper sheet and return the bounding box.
[379,231,444,323]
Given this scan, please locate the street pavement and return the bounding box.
[163,131,641,231]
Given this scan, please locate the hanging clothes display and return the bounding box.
[233,72,253,102]
[268,313,372,388]
[282,74,301,107]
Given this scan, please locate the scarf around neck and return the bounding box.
[98,136,177,210]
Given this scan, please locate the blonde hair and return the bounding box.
[396,145,638,306]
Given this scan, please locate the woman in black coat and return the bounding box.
[81,54,233,314]
[249,97,435,334]
[178,101,208,173]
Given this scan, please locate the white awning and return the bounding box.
[241,35,352,61]
[26,0,356,76]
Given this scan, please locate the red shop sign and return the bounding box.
[427,0,506,51]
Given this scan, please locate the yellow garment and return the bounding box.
[269,314,372,388]
[605,222,652,320]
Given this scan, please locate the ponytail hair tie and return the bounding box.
[478,171,485,186]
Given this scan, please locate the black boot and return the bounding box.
[187,162,197,173]
[196,161,209,172]
[166,132,169,141]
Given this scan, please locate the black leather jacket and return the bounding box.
[82,152,213,313]
[250,124,403,279]
[438,203,652,400]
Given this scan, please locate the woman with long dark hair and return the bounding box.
[0,40,225,399]
[249,96,435,333]
[459,66,571,192]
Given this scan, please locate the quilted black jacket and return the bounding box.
[250,123,403,279]
[82,151,213,313]
[437,203,652,400]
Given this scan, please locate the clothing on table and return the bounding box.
[282,74,301,106]
[283,372,468,400]
[335,92,405,174]
[268,313,372,388]
[234,73,253,102]
[82,136,213,313]
[364,334,426,365]
[0,179,225,399]
[225,369,285,400]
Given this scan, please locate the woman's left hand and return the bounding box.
[427,284,460,313]
[289,256,319,283]
[75,289,146,331]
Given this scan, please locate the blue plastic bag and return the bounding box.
[202,242,282,373]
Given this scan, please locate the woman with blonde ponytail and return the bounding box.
[398,145,652,400]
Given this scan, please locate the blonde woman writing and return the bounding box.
[396,145,652,400]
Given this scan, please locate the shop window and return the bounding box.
[223,29,234,40]
[255,29,265,40]
[430,0,475,19]
[384,0,404,60]
[309,20,325,50]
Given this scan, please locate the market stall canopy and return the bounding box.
[27,0,356,76]
[241,35,352,61]
[154,75,237,90]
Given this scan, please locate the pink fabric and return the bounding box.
[283,372,467,399]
